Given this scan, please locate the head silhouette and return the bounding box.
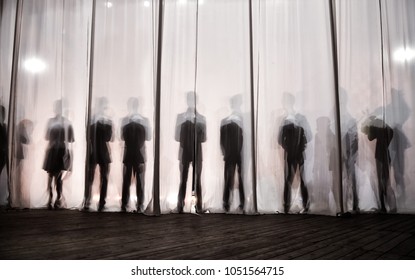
[127,97,139,115]
[339,87,349,106]
[186,91,196,109]
[230,94,242,112]
[96,97,109,115]
[282,92,295,112]
[53,100,63,116]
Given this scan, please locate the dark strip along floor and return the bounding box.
[0,209,414,260]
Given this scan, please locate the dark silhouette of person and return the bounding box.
[220,95,244,213]
[278,93,310,214]
[175,91,206,213]
[84,97,113,212]
[120,97,151,213]
[279,118,309,214]
[42,100,74,210]
[362,116,396,213]
[0,105,9,206]
[374,89,411,204]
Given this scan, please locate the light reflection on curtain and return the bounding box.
[10,0,91,209]
[85,0,156,213]
[0,0,16,205]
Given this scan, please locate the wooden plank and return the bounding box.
[1,210,415,260]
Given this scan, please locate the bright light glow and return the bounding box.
[24,57,46,73]
[199,0,204,4]
[393,47,415,63]
[167,194,178,205]
[105,2,113,8]
[144,0,150,7]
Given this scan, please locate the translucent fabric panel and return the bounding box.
[86,0,156,212]
[159,0,198,213]
[336,0,415,213]
[335,0,384,213]
[380,0,415,213]
[255,0,340,215]
[10,0,91,209]
[159,0,254,214]
[0,0,16,205]
[194,0,254,213]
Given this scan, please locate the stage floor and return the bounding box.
[0,209,414,259]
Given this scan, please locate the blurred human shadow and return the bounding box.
[120,97,151,213]
[220,94,244,213]
[278,92,310,214]
[337,88,359,213]
[376,89,411,204]
[364,88,411,210]
[83,97,113,212]
[313,116,336,212]
[361,116,396,213]
[42,99,74,210]
[175,91,206,213]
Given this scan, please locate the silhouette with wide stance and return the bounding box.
[175,92,206,213]
[220,95,245,213]
[84,97,113,212]
[278,93,310,214]
[120,97,151,213]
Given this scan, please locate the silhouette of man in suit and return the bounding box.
[279,119,309,214]
[175,92,206,213]
[278,93,310,214]
[220,95,244,212]
[84,97,113,212]
[362,116,396,213]
[120,98,151,213]
[43,100,75,209]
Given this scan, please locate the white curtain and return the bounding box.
[159,0,254,214]
[1,0,414,215]
[381,0,415,213]
[87,0,156,212]
[336,0,415,214]
[255,0,340,215]
[9,0,92,209]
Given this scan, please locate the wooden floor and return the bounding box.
[0,209,415,260]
